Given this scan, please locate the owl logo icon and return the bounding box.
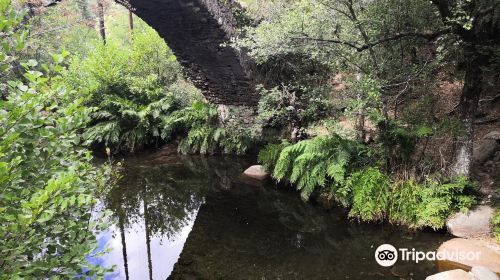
[375,244,398,266]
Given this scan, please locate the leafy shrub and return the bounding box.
[347,168,391,221]
[379,120,434,165]
[0,51,112,280]
[272,135,366,200]
[162,101,255,155]
[257,84,331,138]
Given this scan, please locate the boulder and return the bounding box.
[426,269,475,280]
[42,0,61,7]
[473,139,498,163]
[483,131,500,141]
[242,165,269,180]
[436,238,500,275]
[447,206,494,238]
[471,266,500,280]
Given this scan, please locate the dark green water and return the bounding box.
[95,151,449,280]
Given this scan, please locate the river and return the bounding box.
[90,151,450,279]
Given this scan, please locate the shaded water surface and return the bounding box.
[96,152,449,279]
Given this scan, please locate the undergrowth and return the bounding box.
[389,176,475,229]
[83,90,182,152]
[347,168,391,221]
[259,135,477,229]
[261,135,366,200]
[162,101,255,155]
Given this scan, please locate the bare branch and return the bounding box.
[357,28,452,51]
[291,35,360,50]
[292,28,451,52]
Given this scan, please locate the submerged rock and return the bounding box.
[426,269,475,280]
[242,165,269,180]
[436,238,500,275]
[446,206,494,238]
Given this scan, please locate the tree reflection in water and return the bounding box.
[102,154,253,279]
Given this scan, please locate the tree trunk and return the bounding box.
[118,212,130,280]
[97,0,106,44]
[355,73,366,142]
[128,10,134,39]
[452,45,481,177]
[143,194,153,280]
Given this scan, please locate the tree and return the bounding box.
[97,0,106,44]
[129,9,134,37]
[238,0,500,176]
[76,0,92,20]
[0,1,113,277]
[236,0,446,166]
[430,0,500,176]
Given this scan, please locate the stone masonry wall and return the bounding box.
[125,0,260,106]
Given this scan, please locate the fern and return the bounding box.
[85,92,181,152]
[68,30,198,153]
[258,140,291,171]
[162,101,254,155]
[84,120,121,148]
[388,179,421,227]
[388,176,476,229]
[272,135,364,200]
[344,171,476,229]
[413,176,475,229]
[347,167,391,221]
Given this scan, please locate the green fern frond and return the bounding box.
[258,140,291,171]
[84,120,121,147]
[91,110,114,121]
[272,135,364,200]
[348,167,391,221]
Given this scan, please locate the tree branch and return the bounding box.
[358,28,451,51]
[292,28,451,52]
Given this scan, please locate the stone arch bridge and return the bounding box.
[121,0,260,108]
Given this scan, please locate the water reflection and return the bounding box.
[97,153,250,279]
[95,152,449,280]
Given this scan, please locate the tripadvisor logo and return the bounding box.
[375,244,398,267]
[374,244,481,267]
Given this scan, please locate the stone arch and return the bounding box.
[122,0,259,106]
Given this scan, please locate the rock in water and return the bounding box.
[436,238,500,275]
[426,269,475,280]
[446,206,494,238]
[470,266,499,280]
[242,165,269,180]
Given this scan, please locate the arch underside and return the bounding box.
[126,0,259,106]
